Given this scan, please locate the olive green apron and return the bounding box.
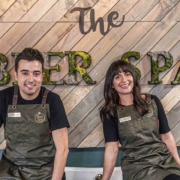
[0,86,65,180]
[118,95,180,180]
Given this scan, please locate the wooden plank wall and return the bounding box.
[0,0,180,148]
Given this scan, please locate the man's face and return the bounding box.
[14,59,44,100]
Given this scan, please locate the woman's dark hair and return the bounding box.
[15,48,44,72]
[100,60,149,120]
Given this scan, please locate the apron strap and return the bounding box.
[12,86,49,107]
[12,86,18,107]
[41,89,49,106]
[141,93,151,104]
[145,93,151,104]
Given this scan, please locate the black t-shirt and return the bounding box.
[103,95,170,143]
[0,86,70,131]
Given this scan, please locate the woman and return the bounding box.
[100,60,180,180]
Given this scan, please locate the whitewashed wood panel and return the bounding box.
[0,23,35,54]
[78,123,104,147]
[142,0,179,21]
[162,1,180,21]
[34,23,75,51]
[1,0,38,22]
[0,0,16,16]
[132,22,176,59]
[103,0,139,21]
[97,139,105,147]
[167,102,180,129]
[125,0,159,21]
[84,0,120,21]
[161,86,180,113]
[171,117,180,145]
[0,23,14,38]
[20,0,58,22]
[40,0,79,22]
[149,85,173,100]
[7,22,55,72]
[68,98,104,147]
[68,82,104,131]
[0,125,4,145]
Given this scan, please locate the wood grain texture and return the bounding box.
[0,125,4,144]
[0,23,35,54]
[142,0,179,21]
[0,0,16,16]
[40,0,79,22]
[78,123,104,147]
[103,0,140,21]
[167,101,180,125]
[6,22,55,72]
[1,0,38,22]
[20,0,58,22]
[162,1,180,21]
[125,0,159,21]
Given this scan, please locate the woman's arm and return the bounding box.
[152,95,180,165]
[160,132,180,166]
[102,141,119,180]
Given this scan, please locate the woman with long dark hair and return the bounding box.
[100,60,180,180]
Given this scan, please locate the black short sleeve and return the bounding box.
[0,92,3,127]
[102,113,119,143]
[0,87,14,127]
[46,91,70,131]
[151,95,170,134]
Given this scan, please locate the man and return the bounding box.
[0,48,69,180]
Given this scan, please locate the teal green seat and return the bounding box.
[1,147,180,167]
[0,148,122,167]
[0,150,2,160]
[66,148,122,167]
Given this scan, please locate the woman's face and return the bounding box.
[112,70,134,96]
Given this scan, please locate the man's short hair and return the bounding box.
[15,48,44,72]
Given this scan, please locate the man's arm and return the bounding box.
[160,131,180,166]
[102,141,119,180]
[51,127,69,180]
